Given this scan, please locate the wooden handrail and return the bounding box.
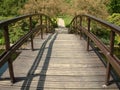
[83,14,120,34]
[0,13,54,83]
[69,14,120,86]
[0,14,54,26]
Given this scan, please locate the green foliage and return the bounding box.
[51,18,58,28]
[0,16,14,21]
[0,16,26,45]
[115,35,120,45]
[0,0,27,16]
[0,30,4,45]
[91,23,110,45]
[107,13,120,45]
[107,13,120,26]
[63,15,73,27]
[0,19,39,45]
[9,25,24,44]
[9,20,30,44]
[64,0,71,3]
[91,13,120,46]
[108,0,120,14]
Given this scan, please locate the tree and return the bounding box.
[20,0,69,17]
[72,0,109,19]
[20,0,109,19]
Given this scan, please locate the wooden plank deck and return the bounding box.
[0,29,119,90]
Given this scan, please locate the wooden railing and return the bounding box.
[0,13,55,83]
[69,14,120,85]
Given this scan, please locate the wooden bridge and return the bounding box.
[0,14,120,90]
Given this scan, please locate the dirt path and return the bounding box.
[57,18,65,27]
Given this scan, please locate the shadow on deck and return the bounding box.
[0,30,119,90]
[21,33,57,90]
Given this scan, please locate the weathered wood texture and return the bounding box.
[0,29,119,90]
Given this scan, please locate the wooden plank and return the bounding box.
[0,32,119,90]
[0,81,118,89]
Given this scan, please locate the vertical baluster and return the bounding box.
[105,31,115,85]
[40,15,43,39]
[87,18,91,51]
[4,25,15,83]
[29,17,34,51]
[110,31,115,56]
[48,18,51,33]
[79,16,82,39]
[73,18,75,33]
[105,62,111,85]
[75,17,77,34]
[48,19,50,33]
[45,16,48,34]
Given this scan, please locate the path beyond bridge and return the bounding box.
[0,27,119,90]
[57,18,65,27]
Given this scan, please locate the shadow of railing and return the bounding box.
[37,33,57,89]
[20,33,57,90]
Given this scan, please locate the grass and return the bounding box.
[63,15,73,27]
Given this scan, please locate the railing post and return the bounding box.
[73,19,75,32]
[45,16,48,34]
[29,17,34,51]
[110,31,115,56]
[3,25,15,83]
[40,15,43,39]
[105,62,111,85]
[87,18,91,51]
[105,31,115,85]
[75,17,77,33]
[48,19,50,33]
[49,20,51,33]
[79,16,82,39]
